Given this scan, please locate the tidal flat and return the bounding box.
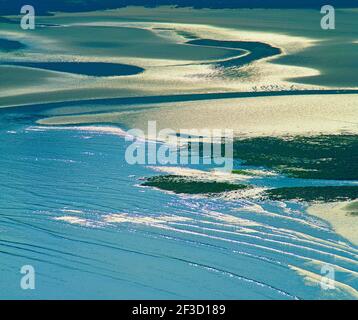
[0,7,357,300]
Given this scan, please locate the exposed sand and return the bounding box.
[0,12,324,108]
[38,93,358,138]
[307,201,358,246]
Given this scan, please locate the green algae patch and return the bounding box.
[142,175,248,194]
[231,169,257,176]
[233,135,358,180]
[265,186,358,202]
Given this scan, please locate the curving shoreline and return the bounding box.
[187,38,281,69]
[2,88,358,110]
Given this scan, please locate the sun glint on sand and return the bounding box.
[38,93,358,138]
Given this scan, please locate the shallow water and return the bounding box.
[0,108,357,299]
[0,38,25,51]
[3,62,144,77]
[188,39,281,69]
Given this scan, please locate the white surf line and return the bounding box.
[229,202,358,254]
[150,229,288,267]
[103,211,357,277]
[138,167,357,255]
[28,125,140,140]
[152,199,358,260]
[259,224,358,256]
[235,195,351,230]
[289,265,358,299]
[230,200,330,231]
[31,125,184,151]
[169,221,358,269]
[189,218,358,259]
[124,221,358,285]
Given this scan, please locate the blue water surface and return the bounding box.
[0,108,357,299]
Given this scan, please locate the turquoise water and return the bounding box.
[188,39,281,69]
[0,106,357,299]
[0,38,26,51]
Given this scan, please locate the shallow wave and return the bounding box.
[1,109,357,300]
